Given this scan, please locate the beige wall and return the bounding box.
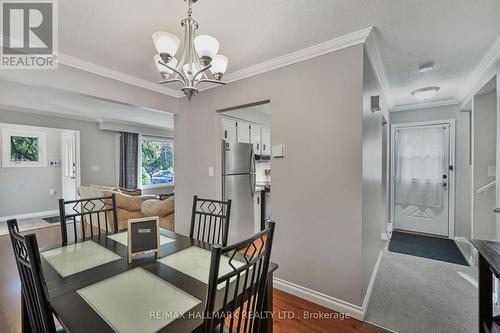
[175,44,381,307]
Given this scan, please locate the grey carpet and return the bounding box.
[365,250,477,333]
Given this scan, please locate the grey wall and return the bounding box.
[0,109,118,216]
[361,50,387,296]
[390,104,472,238]
[473,90,497,240]
[175,45,377,307]
[0,123,63,216]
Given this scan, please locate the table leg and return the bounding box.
[479,254,493,333]
[259,272,274,333]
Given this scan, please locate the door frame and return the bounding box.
[61,130,81,200]
[390,119,456,239]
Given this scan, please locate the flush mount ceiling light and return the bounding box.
[152,0,228,100]
[419,62,434,73]
[411,86,440,101]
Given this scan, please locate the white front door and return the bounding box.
[61,131,77,201]
[392,122,453,237]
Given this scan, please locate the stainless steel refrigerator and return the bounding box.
[222,140,256,244]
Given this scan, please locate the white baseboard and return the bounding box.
[274,250,384,321]
[381,233,388,240]
[0,210,58,222]
[361,250,383,317]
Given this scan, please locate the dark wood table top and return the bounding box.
[40,229,278,333]
[471,239,500,277]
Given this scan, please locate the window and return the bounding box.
[141,137,174,188]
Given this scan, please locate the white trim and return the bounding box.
[274,250,383,321]
[58,54,182,98]
[55,28,372,99]
[0,210,59,222]
[115,133,121,187]
[273,278,364,320]
[390,119,456,238]
[221,27,373,85]
[454,236,476,266]
[391,99,460,112]
[364,28,394,109]
[458,35,500,108]
[381,233,389,241]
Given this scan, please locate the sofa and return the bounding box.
[78,185,175,232]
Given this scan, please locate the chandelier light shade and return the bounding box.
[152,0,228,100]
[194,35,220,62]
[210,55,228,81]
[152,32,180,58]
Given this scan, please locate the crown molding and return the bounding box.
[58,54,183,98]
[364,28,394,109]
[391,98,460,112]
[221,27,373,84]
[458,34,500,108]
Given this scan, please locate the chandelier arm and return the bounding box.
[159,78,186,85]
[158,61,187,85]
[195,79,226,88]
[192,65,211,83]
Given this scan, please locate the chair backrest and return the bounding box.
[7,220,56,333]
[190,195,232,246]
[58,194,118,246]
[204,221,275,333]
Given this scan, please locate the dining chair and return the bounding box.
[204,221,275,333]
[7,219,63,333]
[58,194,118,246]
[190,195,232,246]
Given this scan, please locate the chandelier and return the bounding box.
[152,0,228,100]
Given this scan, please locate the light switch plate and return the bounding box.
[271,145,285,158]
[208,166,214,177]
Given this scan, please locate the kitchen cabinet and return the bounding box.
[250,124,261,154]
[261,127,271,155]
[222,118,237,142]
[237,121,251,143]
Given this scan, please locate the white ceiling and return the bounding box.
[38,1,500,110]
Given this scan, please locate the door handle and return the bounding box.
[494,208,500,213]
[441,181,447,187]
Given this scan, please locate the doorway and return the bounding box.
[390,120,455,238]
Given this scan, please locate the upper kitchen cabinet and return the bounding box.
[237,121,251,143]
[250,124,261,154]
[261,127,271,155]
[222,118,237,142]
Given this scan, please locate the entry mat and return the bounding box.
[388,231,469,266]
[43,216,64,224]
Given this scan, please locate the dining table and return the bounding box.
[25,228,278,333]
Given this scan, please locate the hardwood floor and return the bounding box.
[0,225,388,333]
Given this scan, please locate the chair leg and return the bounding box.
[21,292,33,333]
